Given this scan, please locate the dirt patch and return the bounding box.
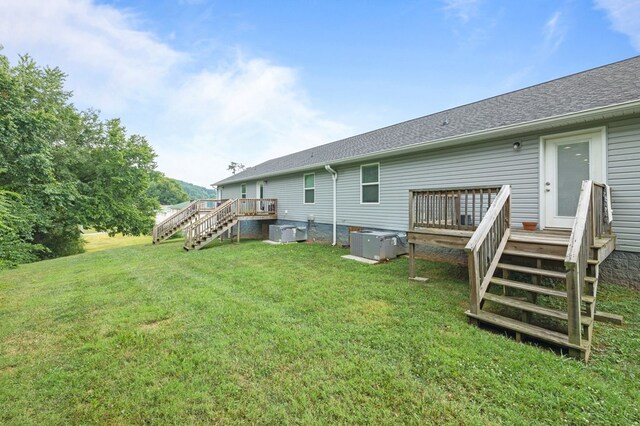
[347,299,394,324]
[0,364,17,373]
[139,317,172,331]
[2,331,52,356]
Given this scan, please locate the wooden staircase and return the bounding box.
[183,199,238,251]
[464,181,615,361]
[152,199,221,244]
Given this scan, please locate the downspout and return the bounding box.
[324,165,338,246]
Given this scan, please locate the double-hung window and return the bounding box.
[241,183,247,199]
[304,173,315,204]
[361,163,379,204]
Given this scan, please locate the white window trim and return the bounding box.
[303,173,315,205]
[360,162,380,205]
[240,183,247,199]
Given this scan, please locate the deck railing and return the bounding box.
[564,181,612,349]
[183,198,278,248]
[409,186,502,231]
[464,185,512,314]
[592,183,613,238]
[237,198,277,216]
[153,199,221,242]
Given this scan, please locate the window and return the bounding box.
[304,173,315,204]
[241,183,247,199]
[361,163,379,203]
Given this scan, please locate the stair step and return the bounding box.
[497,263,566,279]
[508,234,569,246]
[490,277,567,297]
[482,293,593,326]
[500,250,596,266]
[465,311,588,351]
[502,250,564,262]
[490,277,595,304]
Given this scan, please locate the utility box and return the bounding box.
[350,230,407,261]
[269,224,307,243]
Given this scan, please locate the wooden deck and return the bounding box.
[407,182,617,361]
[153,198,277,245]
[409,227,614,253]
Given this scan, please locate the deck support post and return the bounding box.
[237,221,240,243]
[408,243,416,278]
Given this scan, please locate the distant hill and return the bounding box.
[175,179,216,200]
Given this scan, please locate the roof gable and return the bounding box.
[215,56,640,185]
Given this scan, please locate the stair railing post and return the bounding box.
[566,264,582,351]
[468,248,481,314]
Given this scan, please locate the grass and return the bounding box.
[0,235,639,425]
[82,232,150,253]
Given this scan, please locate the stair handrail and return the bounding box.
[153,200,198,241]
[464,185,512,315]
[153,199,221,241]
[184,199,237,248]
[564,180,597,349]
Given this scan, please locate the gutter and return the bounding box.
[324,165,338,246]
[213,99,640,186]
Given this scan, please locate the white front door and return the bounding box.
[256,182,264,198]
[256,182,265,211]
[542,129,606,228]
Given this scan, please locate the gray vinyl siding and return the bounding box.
[265,169,333,223]
[607,118,640,252]
[215,118,640,253]
[335,136,539,231]
[219,182,245,200]
[219,171,334,223]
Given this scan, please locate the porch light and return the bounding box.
[512,141,522,151]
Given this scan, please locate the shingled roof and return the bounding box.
[215,56,640,185]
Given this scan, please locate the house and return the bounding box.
[155,201,191,224]
[149,57,640,359]
[213,56,640,290]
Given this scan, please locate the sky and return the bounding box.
[0,0,639,187]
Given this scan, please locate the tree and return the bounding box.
[227,162,245,175]
[77,117,159,236]
[0,53,84,258]
[148,173,190,205]
[174,179,216,200]
[0,190,46,269]
[0,52,160,266]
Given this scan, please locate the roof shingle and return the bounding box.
[215,56,640,185]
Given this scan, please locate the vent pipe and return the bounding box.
[324,165,338,245]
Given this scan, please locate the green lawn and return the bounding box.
[1,236,638,425]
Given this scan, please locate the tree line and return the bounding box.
[0,53,183,269]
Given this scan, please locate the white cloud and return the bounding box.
[442,0,480,23]
[0,0,184,112]
[595,0,640,51]
[154,57,351,186]
[0,0,351,186]
[543,11,566,53]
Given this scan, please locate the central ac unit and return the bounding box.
[350,230,407,261]
[269,224,308,243]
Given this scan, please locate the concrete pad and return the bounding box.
[263,240,299,245]
[341,254,380,265]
